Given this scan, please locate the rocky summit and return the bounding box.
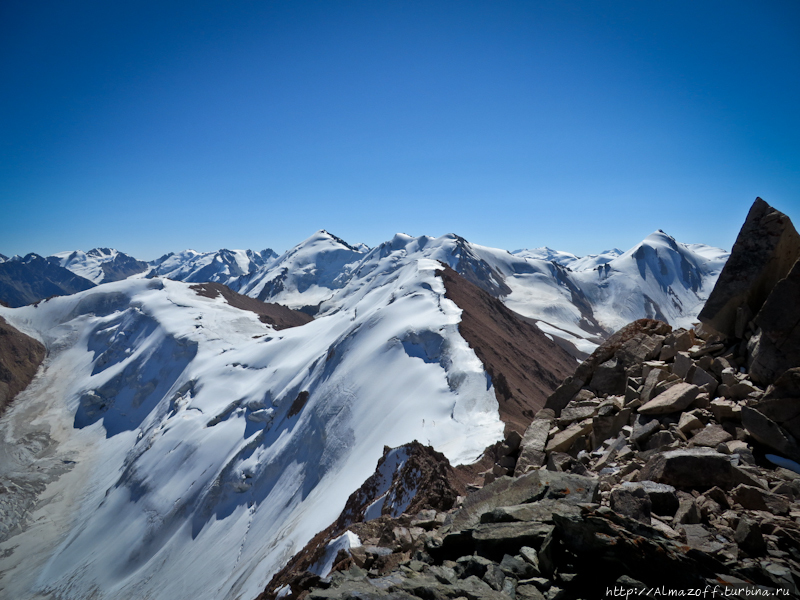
[263,198,800,600]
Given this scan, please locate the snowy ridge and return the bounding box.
[0,255,503,600]
[48,248,150,284]
[242,230,727,356]
[150,248,278,287]
[240,231,367,309]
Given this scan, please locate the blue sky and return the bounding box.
[2,1,799,260]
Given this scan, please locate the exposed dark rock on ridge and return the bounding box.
[190,282,313,330]
[0,316,45,415]
[0,254,96,307]
[699,198,800,339]
[438,265,578,435]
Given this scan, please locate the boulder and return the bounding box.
[730,484,790,515]
[699,198,800,338]
[451,471,598,531]
[545,419,592,453]
[689,425,733,448]
[639,448,759,490]
[610,484,652,524]
[515,416,553,475]
[638,383,700,415]
[734,517,767,557]
[630,481,679,516]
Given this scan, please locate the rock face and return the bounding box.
[699,198,800,339]
[0,316,46,415]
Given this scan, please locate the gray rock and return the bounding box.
[674,494,701,524]
[451,471,598,531]
[545,419,592,453]
[515,418,552,475]
[479,500,582,525]
[734,517,767,557]
[499,554,539,579]
[638,383,700,415]
[472,522,554,559]
[630,414,661,444]
[628,480,679,516]
[672,352,695,380]
[756,367,800,441]
[610,484,652,523]
[750,258,800,385]
[639,448,759,490]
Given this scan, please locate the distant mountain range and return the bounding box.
[0,227,729,600]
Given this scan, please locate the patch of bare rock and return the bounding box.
[190,282,313,330]
[0,316,45,415]
[258,199,800,600]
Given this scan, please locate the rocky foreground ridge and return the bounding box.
[260,199,800,600]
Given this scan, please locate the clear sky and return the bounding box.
[2,1,799,260]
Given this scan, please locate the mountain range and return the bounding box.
[0,227,729,600]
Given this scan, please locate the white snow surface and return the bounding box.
[244,230,728,355]
[50,248,124,284]
[0,253,503,600]
[151,248,278,287]
[308,532,362,578]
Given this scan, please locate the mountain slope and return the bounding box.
[0,256,510,600]
[0,254,97,307]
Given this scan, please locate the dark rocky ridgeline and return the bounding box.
[257,198,800,600]
[0,316,45,415]
[0,254,96,308]
[189,282,313,330]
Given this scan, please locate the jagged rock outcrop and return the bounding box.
[0,316,45,415]
[699,198,800,339]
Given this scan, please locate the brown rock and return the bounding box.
[545,419,592,453]
[698,198,800,338]
[0,316,46,416]
[730,484,791,515]
[690,425,733,448]
[638,383,700,415]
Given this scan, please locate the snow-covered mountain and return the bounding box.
[0,258,512,600]
[240,230,727,356]
[0,253,7,263]
[48,248,149,284]
[239,231,368,310]
[151,248,279,287]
